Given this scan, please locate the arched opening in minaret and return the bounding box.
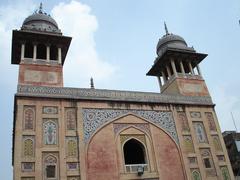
[50,45,58,61]
[37,43,46,59]
[182,61,190,74]
[25,42,33,58]
[123,139,146,164]
[175,62,181,74]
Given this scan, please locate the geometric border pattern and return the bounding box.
[17,85,213,105]
[82,108,179,144]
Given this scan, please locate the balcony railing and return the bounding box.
[125,164,148,173]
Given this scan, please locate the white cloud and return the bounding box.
[51,1,116,87]
[0,0,35,87]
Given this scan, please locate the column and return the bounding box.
[180,60,185,75]
[21,43,25,61]
[188,61,194,75]
[170,58,178,77]
[196,64,202,76]
[58,47,62,64]
[166,65,171,79]
[46,45,50,62]
[157,76,162,90]
[33,44,37,61]
[161,71,167,83]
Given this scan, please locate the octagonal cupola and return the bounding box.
[11,3,72,87]
[147,23,210,97]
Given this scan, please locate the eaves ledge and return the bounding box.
[16,85,214,106]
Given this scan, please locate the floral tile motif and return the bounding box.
[82,109,178,144]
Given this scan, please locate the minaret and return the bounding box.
[11,4,71,87]
[147,23,209,96]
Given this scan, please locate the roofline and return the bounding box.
[16,85,214,106]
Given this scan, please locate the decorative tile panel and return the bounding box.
[193,122,208,143]
[23,106,35,130]
[190,112,201,118]
[65,108,77,130]
[22,162,35,172]
[221,166,231,180]
[43,106,58,114]
[67,162,79,171]
[177,112,190,132]
[191,169,202,180]
[21,177,35,180]
[82,109,178,144]
[22,136,34,157]
[43,119,58,145]
[205,112,216,131]
[183,136,195,153]
[67,177,80,180]
[188,157,197,164]
[66,137,78,157]
[212,135,222,151]
[217,155,225,162]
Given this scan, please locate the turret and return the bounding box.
[147,23,209,96]
[11,3,71,87]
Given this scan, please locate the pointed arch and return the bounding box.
[44,154,58,179]
[192,170,201,180]
[123,138,147,165]
[84,110,179,148]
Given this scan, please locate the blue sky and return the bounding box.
[0,0,240,179]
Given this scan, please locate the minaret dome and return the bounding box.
[21,3,61,35]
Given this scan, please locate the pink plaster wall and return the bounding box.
[87,124,119,180]
[151,125,185,180]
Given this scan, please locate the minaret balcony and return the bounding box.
[177,73,203,80]
[21,58,60,66]
[161,73,203,93]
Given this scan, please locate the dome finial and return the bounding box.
[38,2,43,14]
[90,77,95,89]
[164,21,169,35]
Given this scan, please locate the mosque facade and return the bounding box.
[12,5,235,180]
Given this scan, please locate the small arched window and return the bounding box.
[44,155,57,179]
[123,139,146,165]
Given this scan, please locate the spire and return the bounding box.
[164,21,169,35]
[90,77,95,89]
